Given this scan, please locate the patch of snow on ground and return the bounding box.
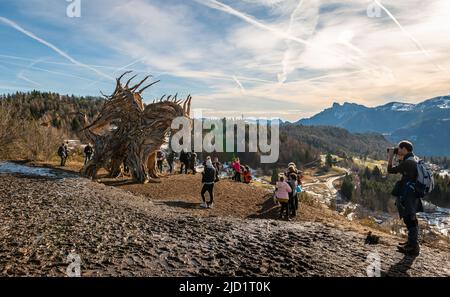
[0,162,57,177]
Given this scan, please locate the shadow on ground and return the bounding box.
[159,200,201,210]
[247,193,281,220]
[383,254,418,277]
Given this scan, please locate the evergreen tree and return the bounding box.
[341,174,353,200]
[371,166,382,181]
[271,168,279,185]
[325,153,333,168]
[363,166,372,180]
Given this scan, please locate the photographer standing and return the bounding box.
[387,140,424,256]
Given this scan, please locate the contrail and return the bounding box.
[291,69,374,85]
[17,58,46,87]
[232,75,246,93]
[81,57,145,91]
[0,60,97,82]
[0,53,147,71]
[0,16,114,80]
[279,0,305,83]
[17,73,41,87]
[195,0,311,46]
[195,0,370,73]
[373,0,445,72]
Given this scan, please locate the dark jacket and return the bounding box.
[388,152,424,218]
[180,151,189,163]
[202,166,216,184]
[167,152,175,163]
[84,145,93,155]
[58,146,66,157]
[387,152,418,186]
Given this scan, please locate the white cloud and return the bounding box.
[2,0,450,121]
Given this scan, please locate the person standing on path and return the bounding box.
[200,157,216,209]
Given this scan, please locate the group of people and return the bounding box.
[230,157,252,184]
[179,150,198,174]
[57,142,93,167]
[155,149,195,174]
[156,149,225,180]
[56,137,427,256]
[275,162,303,221]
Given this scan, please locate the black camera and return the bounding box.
[387,147,399,154]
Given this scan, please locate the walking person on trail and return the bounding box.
[212,156,222,182]
[188,152,197,175]
[179,150,190,174]
[276,175,292,221]
[167,150,175,174]
[200,157,216,209]
[57,143,67,166]
[388,140,430,256]
[64,141,70,165]
[84,143,93,165]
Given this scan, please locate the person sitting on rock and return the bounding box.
[276,175,292,221]
[200,157,216,209]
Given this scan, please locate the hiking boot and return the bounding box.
[397,241,408,247]
[208,203,214,209]
[397,243,420,255]
[200,203,207,208]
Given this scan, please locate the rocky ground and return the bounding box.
[0,166,449,277]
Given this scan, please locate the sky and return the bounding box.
[1,0,450,121]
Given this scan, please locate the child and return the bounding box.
[231,158,241,182]
[276,176,292,221]
[243,165,252,184]
[287,173,298,217]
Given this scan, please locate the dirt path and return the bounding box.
[0,169,449,277]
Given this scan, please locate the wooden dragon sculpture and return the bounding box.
[80,71,192,183]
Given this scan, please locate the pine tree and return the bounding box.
[364,166,372,180]
[341,174,353,200]
[325,153,333,168]
[271,168,279,185]
[371,166,382,181]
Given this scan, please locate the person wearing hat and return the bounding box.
[387,140,423,255]
[275,175,292,221]
[200,157,216,208]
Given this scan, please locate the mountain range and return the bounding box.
[296,95,450,156]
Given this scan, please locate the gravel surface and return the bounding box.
[0,171,449,277]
